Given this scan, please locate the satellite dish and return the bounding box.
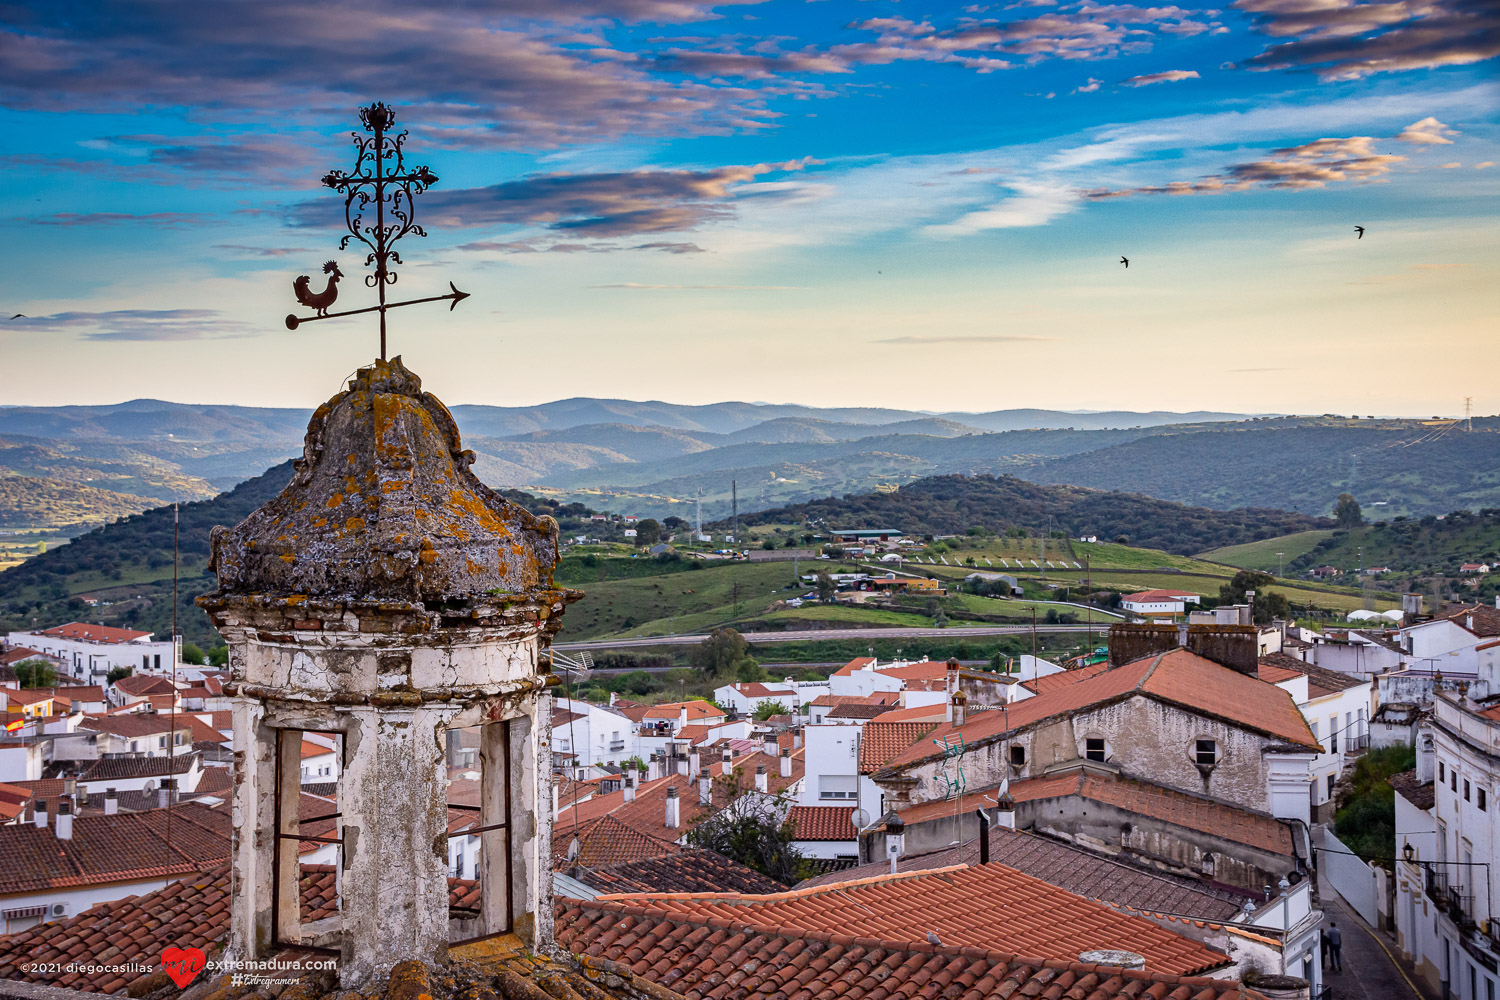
[849,808,871,831]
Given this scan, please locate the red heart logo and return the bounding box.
[161,946,206,989]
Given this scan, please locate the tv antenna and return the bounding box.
[284,102,469,359]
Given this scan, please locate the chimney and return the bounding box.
[793,731,802,749]
[975,807,989,864]
[720,748,733,777]
[1242,590,1256,627]
[54,797,73,840]
[104,788,119,816]
[157,778,175,809]
[763,735,778,757]
[755,764,768,793]
[946,657,961,695]
[623,771,636,803]
[952,689,968,728]
[995,789,1016,829]
[664,786,680,830]
[688,749,700,779]
[699,766,712,805]
[34,800,48,829]
[647,753,658,782]
[781,746,792,778]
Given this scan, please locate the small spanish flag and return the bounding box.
[4,719,25,733]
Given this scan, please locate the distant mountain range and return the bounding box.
[2,398,1497,531]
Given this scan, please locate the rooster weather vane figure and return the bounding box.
[285,102,469,359]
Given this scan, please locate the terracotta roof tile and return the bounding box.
[642,700,724,722]
[1259,652,1365,697]
[39,623,153,644]
[1008,771,1295,855]
[109,674,178,697]
[858,720,937,773]
[558,863,1233,978]
[799,829,1247,920]
[832,656,876,676]
[786,805,857,841]
[577,849,784,895]
[0,802,229,897]
[885,649,1319,771]
[79,753,200,783]
[1389,769,1436,810]
[1021,659,1109,694]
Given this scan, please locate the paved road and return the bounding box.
[1320,873,1431,1000]
[553,623,1097,651]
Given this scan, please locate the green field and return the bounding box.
[1198,531,1337,573]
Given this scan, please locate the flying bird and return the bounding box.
[1354,226,1365,239]
[292,260,344,317]
[1119,256,1129,268]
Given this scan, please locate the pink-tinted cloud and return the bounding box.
[295,159,812,238]
[1233,0,1500,80]
[1119,69,1199,86]
[1085,131,1410,199]
[5,309,252,341]
[1395,116,1459,144]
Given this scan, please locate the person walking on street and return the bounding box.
[1328,921,1343,972]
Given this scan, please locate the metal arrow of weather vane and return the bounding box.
[285,102,468,359]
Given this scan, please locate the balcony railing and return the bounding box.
[1348,733,1370,751]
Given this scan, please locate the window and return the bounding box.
[1480,788,1488,812]
[1195,739,1217,767]
[1085,738,1106,762]
[142,654,149,670]
[1327,774,1335,798]
[158,736,167,749]
[1452,771,1458,793]
[1464,779,1470,802]
[153,655,161,670]
[1009,745,1026,767]
[819,775,858,800]
[1439,761,1446,782]
[1310,721,1319,740]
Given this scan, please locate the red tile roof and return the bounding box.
[111,674,178,697]
[798,829,1247,921]
[79,752,201,783]
[729,682,793,698]
[786,804,858,841]
[1008,771,1295,855]
[562,863,1232,976]
[809,692,900,708]
[562,814,684,868]
[1021,659,1109,695]
[0,802,229,897]
[642,700,724,722]
[832,656,876,676]
[1,647,53,666]
[1441,604,1500,637]
[574,849,784,896]
[78,713,188,739]
[867,701,947,723]
[1258,652,1365,698]
[827,702,891,720]
[859,720,938,772]
[38,623,152,644]
[884,649,1319,771]
[1123,590,1199,602]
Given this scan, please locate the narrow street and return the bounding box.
[1319,875,1434,1000]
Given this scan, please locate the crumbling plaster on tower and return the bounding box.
[199,357,580,988]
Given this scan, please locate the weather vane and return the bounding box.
[285,102,468,359]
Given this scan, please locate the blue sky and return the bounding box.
[1,0,1496,415]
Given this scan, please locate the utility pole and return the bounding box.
[1031,607,1038,660]
[731,479,739,542]
[1465,396,1473,432]
[1277,552,1284,579]
[1085,555,1093,655]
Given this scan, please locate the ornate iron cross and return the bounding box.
[285,102,468,359]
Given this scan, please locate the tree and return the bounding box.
[753,699,789,721]
[814,571,836,604]
[107,666,133,685]
[736,658,769,683]
[635,519,662,547]
[180,643,205,665]
[14,659,57,688]
[1335,493,1364,529]
[207,645,229,667]
[690,628,753,679]
[761,539,776,551]
[686,792,811,885]
[1218,569,1291,624]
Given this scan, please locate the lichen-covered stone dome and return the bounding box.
[205,356,560,604]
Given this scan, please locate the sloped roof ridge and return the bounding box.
[567,890,1236,984]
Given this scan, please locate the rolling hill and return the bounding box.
[728,474,1331,556]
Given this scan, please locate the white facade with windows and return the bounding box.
[552,698,638,767]
[796,725,884,820]
[1396,689,1500,1000]
[5,628,176,684]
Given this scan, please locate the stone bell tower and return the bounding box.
[199,357,578,986]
